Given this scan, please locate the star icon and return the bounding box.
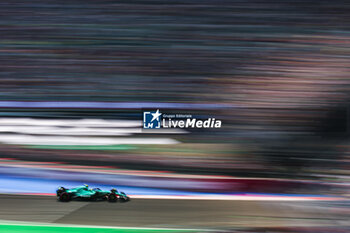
[151,109,162,122]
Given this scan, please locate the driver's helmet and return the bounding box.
[111,188,117,193]
[84,184,89,190]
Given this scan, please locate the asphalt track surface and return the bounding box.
[0,194,348,230]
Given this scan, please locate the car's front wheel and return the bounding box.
[56,187,66,197]
[59,192,71,202]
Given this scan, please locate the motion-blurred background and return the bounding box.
[0,0,350,231]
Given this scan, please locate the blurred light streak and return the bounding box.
[10,193,344,201]
[0,101,233,110]
[0,158,319,180]
[0,159,334,194]
[0,134,179,145]
[0,125,187,136]
[0,118,141,127]
[0,222,204,233]
[0,176,219,196]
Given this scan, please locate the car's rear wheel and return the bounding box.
[107,194,117,202]
[59,192,71,202]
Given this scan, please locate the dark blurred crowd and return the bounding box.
[0,0,350,184]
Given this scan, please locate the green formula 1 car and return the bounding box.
[56,185,130,202]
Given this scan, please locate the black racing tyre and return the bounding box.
[59,192,71,202]
[107,194,117,202]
